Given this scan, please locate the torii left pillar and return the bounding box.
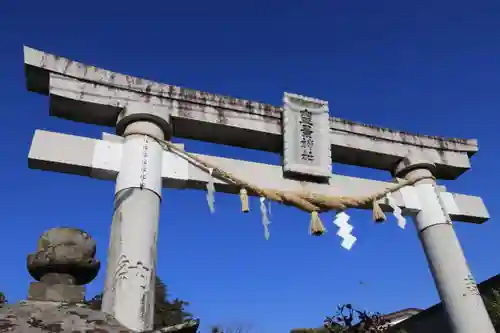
[101,103,171,332]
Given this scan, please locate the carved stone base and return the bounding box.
[28,282,85,303]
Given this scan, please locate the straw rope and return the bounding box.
[124,132,435,234]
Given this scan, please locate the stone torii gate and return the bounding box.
[24,46,494,333]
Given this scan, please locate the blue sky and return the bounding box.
[1,1,500,332]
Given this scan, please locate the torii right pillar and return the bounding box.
[394,154,495,333]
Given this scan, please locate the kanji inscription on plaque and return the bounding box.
[282,92,331,178]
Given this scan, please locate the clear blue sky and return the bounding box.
[1,1,500,332]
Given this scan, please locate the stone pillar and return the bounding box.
[102,103,171,332]
[394,154,495,333]
[26,227,100,303]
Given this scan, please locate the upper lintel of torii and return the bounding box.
[24,46,478,180]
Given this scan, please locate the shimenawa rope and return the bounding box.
[124,132,435,235]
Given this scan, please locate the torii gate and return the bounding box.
[23,46,494,333]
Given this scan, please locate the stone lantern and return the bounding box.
[0,228,199,333]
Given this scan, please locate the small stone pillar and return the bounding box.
[26,227,100,303]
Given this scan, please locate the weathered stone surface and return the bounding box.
[27,228,100,286]
[1,227,199,333]
[0,227,132,333]
[0,301,131,333]
[27,283,85,303]
[24,46,480,180]
[0,302,200,333]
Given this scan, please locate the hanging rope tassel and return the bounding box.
[206,168,215,214]
[309,211,327,236]
[240,188,249,213]
[260,197,271,240]
[372,199,387,223]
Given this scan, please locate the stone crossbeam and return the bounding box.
[24,46,477,180]
[28,130,488,224]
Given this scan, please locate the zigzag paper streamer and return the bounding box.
[386,193,406,229]
[260,197,271,240]
[206,168,215,214]
[333,212,357,250]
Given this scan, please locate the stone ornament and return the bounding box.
[27,228,100,286]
